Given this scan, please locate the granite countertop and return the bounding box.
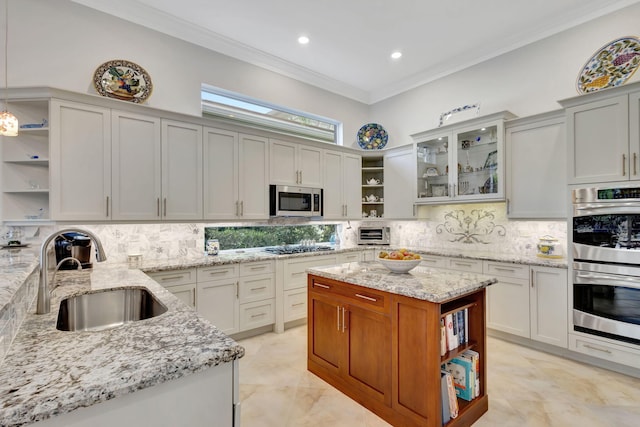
[308,261,498,303]
[0,261,244,427]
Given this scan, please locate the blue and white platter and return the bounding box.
[357,123,388,150]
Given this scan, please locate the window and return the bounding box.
[204,225,337,250]
[201,85,341,144]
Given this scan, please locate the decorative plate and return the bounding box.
[357,123,388,149]
[577,36,640,94]
[93,60,153,103]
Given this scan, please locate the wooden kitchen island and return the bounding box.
[307,262,497,427]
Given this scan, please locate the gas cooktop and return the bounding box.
[263,245,335,255]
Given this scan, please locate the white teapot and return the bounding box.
[366,178,380,185]
[366,194,379,202]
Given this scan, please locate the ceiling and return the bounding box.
[72,0,640,104]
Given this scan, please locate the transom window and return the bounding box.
[201,85,341,144]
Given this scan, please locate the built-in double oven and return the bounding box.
[572,186,640,346]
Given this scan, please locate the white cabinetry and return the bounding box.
[560,82,640,184]
[412,111,514,204]
[146,268,196,307]
[204,128,269,220]
[323,150,361,219]
[269,139,323,187]
[50,99,111,220]
[505,111,567,219]
[383,145,415,219]
[276,253,339,332]
[485,261,531,338]
[1,98,50,221]
[197,264,241,335]
[161,120,203,220]
[530,266,568,347]
[111,111,161,220]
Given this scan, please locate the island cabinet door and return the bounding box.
[344,302,392,405]
[308,290,344,375]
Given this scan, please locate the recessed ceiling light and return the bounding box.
[298,36,310,45]
[391,51,402,60]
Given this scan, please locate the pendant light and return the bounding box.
[0,0,18,137]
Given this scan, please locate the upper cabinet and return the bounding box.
[505,110,567,219]
[560,81,640,184]
[383,146,415,219]
[1,98,50,222]
[50,99,112,221]
[323,149,361,219]
[204,128,269,220]
[269,139,323,187]
[412,111,515,204]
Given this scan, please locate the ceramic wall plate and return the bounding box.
[577,36,640,94]
[93,60,153,103]
[357,123,388,149]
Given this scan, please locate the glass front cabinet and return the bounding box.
[412,111,515,204]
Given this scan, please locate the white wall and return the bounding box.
[7,0,369,148]
[370,2,640,147]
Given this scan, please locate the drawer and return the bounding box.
[284,288,307,322]
[147,268,196,287]
[484,261,530,279]
[197,264,239,282]
[239,299,275,331]
[239,273,275,303]
[419,255,447,269]
[240,261,274,276]
[447,258,483,273]
[283,254,339,290]
[310,276,388,313]
[569,334,640,369]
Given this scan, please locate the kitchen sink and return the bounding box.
[56,287,168,332]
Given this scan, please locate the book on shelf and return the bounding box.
[440,371,451,424]
[456,309,465,345]
[440,318,447,356]
[443,308,469,352]
[441,369,458,421]
[461,349,480,398]
[445,313,458,351]
[443,355,475,401]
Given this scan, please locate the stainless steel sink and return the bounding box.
[56,287,168,332]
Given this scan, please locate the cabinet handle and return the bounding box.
[235,201,239,216]
[106,196,110,217]
[355,293,377,302]
[160,275,185,281]
[163,198,167,216]
[531,269,534,288]
[250,312,267,319]
[299,170,303,184]
[337,306,341,331]
[623,153,627,176]
[157,198,160,217]
[207,270,229,276]
[249,265,266,270]
[314,283,330,289]
[292,302,305,307]
[634,153,638,176]
[495,267,516,273]
[453,184,457,197]
[192,288,197,307]
[250,286,267,291]
[236,281,239,299]
[413,203,416,217]
[453,262,471,267]
[583,344,612,354]
[506,198,510,214]
[342,306,346,332]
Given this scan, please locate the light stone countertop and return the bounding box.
[308,261,498,303]
[0,261,244,427]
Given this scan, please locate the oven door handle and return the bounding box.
[574,202,640,215]
[574,272,640,290]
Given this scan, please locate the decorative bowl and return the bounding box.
[377,257,421,273]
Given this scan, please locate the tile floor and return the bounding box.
[238,325,640,427]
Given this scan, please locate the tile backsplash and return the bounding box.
[1,202,566,263]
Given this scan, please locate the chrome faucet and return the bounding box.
[37,228,107,314]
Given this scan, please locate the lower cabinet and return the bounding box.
[485,261,568,348]
[308,277,391,405]
[149,262,275,336]
[146,268,196,308]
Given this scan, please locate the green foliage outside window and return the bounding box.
[204,225,336,250]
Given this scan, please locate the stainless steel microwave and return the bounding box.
[269,185,323,217]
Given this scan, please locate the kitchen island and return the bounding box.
[307,262,497,427]
[0,252,244,427]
